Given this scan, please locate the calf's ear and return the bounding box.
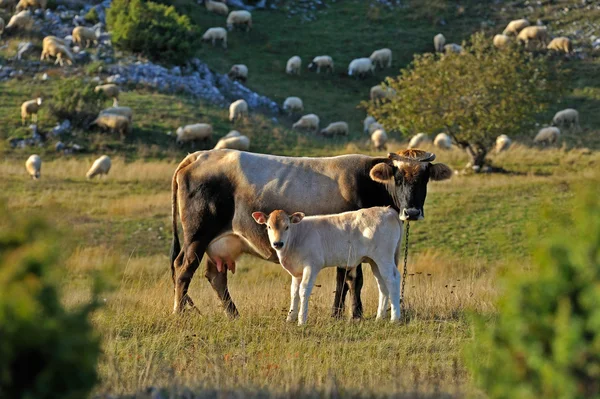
[369,162,394,184]
[290,212,305,224]
[430,163,453,181]
[252,211,268,224]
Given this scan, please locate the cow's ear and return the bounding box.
[430,163,453,181]
[290,212,305,224]
[252,211,268,224]
[369,162,394,184]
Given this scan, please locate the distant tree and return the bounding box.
[365,33,563,169]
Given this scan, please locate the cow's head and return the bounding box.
[369,149,452,221]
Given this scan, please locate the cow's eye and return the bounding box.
[285,226,289,231]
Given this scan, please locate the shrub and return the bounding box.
[467,185,600,398]
[107,0,198,65]
[0,204,101,399]
[49,78,106,128]
[84,7,99,24]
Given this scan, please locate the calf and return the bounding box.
[252,208,403,325]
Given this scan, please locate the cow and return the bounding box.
[170,149,452,317]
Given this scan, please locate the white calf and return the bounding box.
[252,207,402,325]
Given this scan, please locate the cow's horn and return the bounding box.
[388,152,436,162]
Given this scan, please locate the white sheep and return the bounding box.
[517,26,548,49]
[292,114,319,132]
[86,155,111,179]
[15,0,45,11]
[21,97,42,124]
[94,84,120,101]
[307,56,333,74]
[368,122,384,135]
[369,48,392,69]
[229,99,248,122]
[227,10,252,31]
[205,0,228,16]
[547,37,572,54]
[25,154,41,179]
[493,34,510,49]
[408,133,430,148]
[363,116,376,134]
[202,27,227,49]
[214,135,250,150]
[434,33,446,52]
[286,56,301,75]
[533,127,560,145]
[224,130,241,138]
[371,129,388,150]
[72,26,98,48]
[433,133,452,149]
[99,106,133,122]
[90,113,131,136]
[320,121,348,137]
[175,123,213,145]
[6,11,33,32]
[42,35,67,50]
[444,43,463,54]
[552,108,579,131]
[283,96,303,114]
[370,85,394,102]
[503,18,530,36]
[348,58,374,78]
[228,64,248,82]
[41,40,74,66]
[495,134,511,153]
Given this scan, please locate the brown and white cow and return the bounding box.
[170,149,452,316]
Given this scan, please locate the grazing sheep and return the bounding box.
[370,85,394,102]
[95,84,120,101]
[363,116,376,134]
[72,26,98,48]
[205,0,228,15]
[444,43,463,54]
[175,124,213,145]
[5,10,33,32]
[99,106,133,122]
[286,56,302,75]
[0,17,4,39]
[320,121,348,137]
[517,26,548,49]
[503,18,530,36]
[229,99,248,122]
[408,133,430,149]
[493,34,510,49]
[552,108,579,131]
[368,122,384,135]
[434,33,446,52]
[224,130,241,138]
[307,56,334,74]
[433,133,452,149]
[495,134,511,153]
[21,97,42,125]
[86,155,111,179]
[283,96,303,114]
[202,27,227,49]
[534,127,560,145]
[90,113,131,136]
[15,0,45,11]
[228,64,248,82]
[25,154,41,179]
[40,40,74,66]
[547,37,572,54]
[227,10,252,31]
[214,135,250,151]
[292,114,319,132]
[369,48,392,69]
[42,35,67,49]
[371,129,388,150]
[348,58,374,78]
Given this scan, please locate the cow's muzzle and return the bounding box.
[400,208,424,221]
[272,241,284,250]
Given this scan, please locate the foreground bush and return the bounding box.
[107,0,197,65]
[49,78,106,128]
[467,185,600,398]
[0,205,101,399]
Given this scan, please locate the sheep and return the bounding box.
[444,43,463,54]
[371,129,388,150]
[0,17,4,39]
[202,27,227,49]
[227,10,252,32]
[434,33,446,52]
[5,10,33,32]
[286,56,302,75]
[42,35,67,48]
[40,40,74,66]
[369,48,392,69]
[72,26,98,48]
[15,0,45,12]
[86,155,111,179]
[89,113,131,136]
[99,106,133,122]
[502,18,530,36]
[283,96,303,114]
[320,121,348,137]
[533,127,560,145]
[364,116,376,134]
[493,34,510,49]
[228,64,248,82]
[370,85,394,102]
[408,133,430,149]
[94,84,120,101]
[175,124,213,145]
[517,26,548,49]
[307,56,334,74]
[368,122,384,135]
[292,114,319,132]
[21,97,42,125]
[433,133,452,149]
[495,134,512,153]
[25,154,41,179]
[205,0,228,16]
[348,58,374,79]
[229,99,248,122]
[224,130,241,138]
[547,37,572,54]
[552,108,579,131]
[214,135,250,151]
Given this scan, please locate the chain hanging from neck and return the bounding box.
[401,221,410,317]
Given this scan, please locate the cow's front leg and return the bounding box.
[331,267,350,318]
[205,258,239,318]
[348,264,364,319]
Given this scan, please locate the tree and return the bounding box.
[365,33,562,169]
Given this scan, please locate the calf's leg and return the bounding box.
[298,266,317,326]
[287,276,301,323]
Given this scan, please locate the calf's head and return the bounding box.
[369,149,452,221]
[252,210,305,251]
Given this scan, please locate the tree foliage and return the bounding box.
[366,33,562,167]
[49,78,106,128]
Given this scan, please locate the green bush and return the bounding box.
[49,78,106,128]
[0,204,101,399]
[467,185,600,398]
[107,0,198,65]
[84,7,100,24]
